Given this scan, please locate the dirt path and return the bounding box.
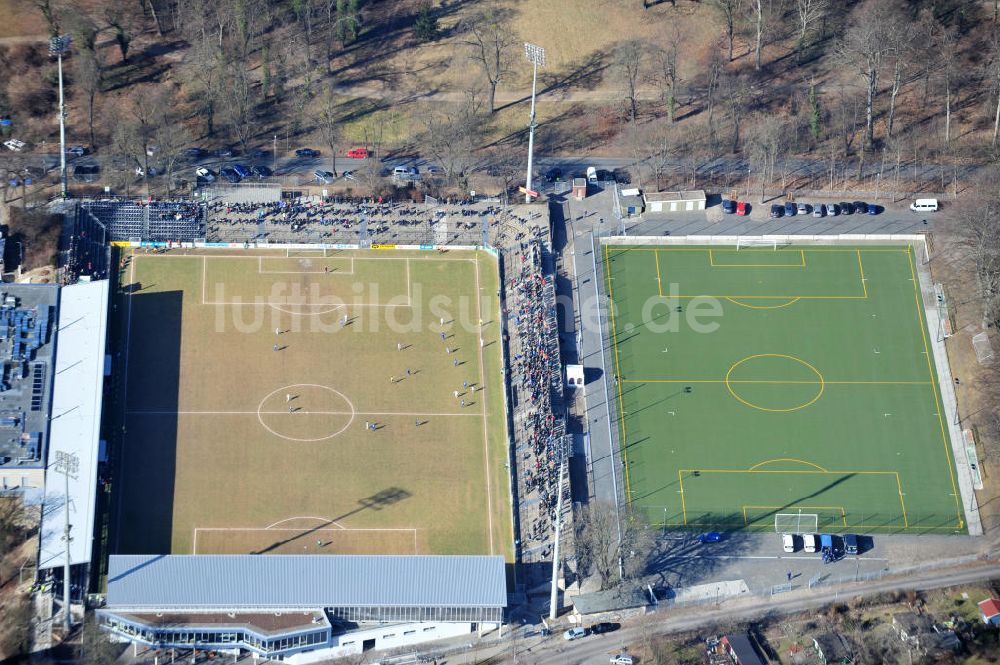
[0,34,48,45]
[334,82,665,105]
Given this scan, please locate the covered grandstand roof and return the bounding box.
[106,555,507,611]
[39,280,110,569]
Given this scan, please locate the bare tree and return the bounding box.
[220,61,257,154]
[720,68,748,153]
[575,501,653,591]
[705,45,725,148]
[488,141,524,199]
[358,115,386,195]
[152,98,193,196]
[746,113,785,200]
[837,0,894,150]
[795,0,828,56]
[708,0,741,62]
[463,5,515,114]
[615,40,645,123]
[420,89,486,186]
[939,24,960,146]
[79,615,122,665]
[313,85,342,177]
[652,28,683,123]
[988,32,1000,146]
[31,0,60,36]
[73,49,102,150]
[184,37,226,136]
[750,0,764,70]
[884,15,915,141]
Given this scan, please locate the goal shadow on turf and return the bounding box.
[252,487,412,554]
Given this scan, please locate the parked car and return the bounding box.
[796,202,810,214]
[783,533,798,552]
[215,147,234,158]
[612,167,632,184]
[610,656,634,665]
[699,531,722,543]
[251,149,269,159]
[563,627,587,641]
[721,199,736,214]
[843,533,860,554]
[219,167,241,183]
[295,148,320,158]
[590,623,620,635]
[813,204,825,218]
[186,147,206,160]
[586,166,598,183]
[784,201,797,216]
[736,201,748,216]
[867,203,878,215]
[770,204,784,218]
[346,147,370,158]
[392,166,411,175]
[65,145,87,157]
[251,164,273,178]
[343,170,356,181]
[852,201,868,214]
[803,534,819,553]
[232,164,252,178]
[545,167,563,182]
[828,203,840,216]
[314,169,334,184]
[425,165,444,175]
[839,201,854,214]
[910,198,939,212]
[195,166,216,182]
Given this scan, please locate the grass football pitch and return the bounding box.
[111,248,512,558]
[602,243,966,534]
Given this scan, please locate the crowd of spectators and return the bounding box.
[504,238,570,565]
[204,196,497,246]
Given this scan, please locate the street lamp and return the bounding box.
[49,35,71,199]
[523,43,545,204]
[51,450,79,632]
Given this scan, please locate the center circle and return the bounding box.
[724,354,824,413]
[257,384,355,442]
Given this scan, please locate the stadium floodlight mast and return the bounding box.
[523,43,545,204]
[49,35,71,199]
[51,450,79,632]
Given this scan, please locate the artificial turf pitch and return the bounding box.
[602,244,966,534]
[110,248,512,558]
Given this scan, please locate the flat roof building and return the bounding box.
[99,554,507,662]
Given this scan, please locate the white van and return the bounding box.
[910,198,939,212]
[782,533,797,553]
[586,166,598,183]
[802,534,818,553]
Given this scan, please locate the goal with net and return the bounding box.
[774,512,819,534]
[736,238,779,251]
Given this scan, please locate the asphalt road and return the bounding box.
[453,561,1000,665]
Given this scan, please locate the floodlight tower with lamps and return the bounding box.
[49,35,71,199]
[52,450,79,632]
[523,43,545,204]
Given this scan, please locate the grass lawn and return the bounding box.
[602,243,965,534]
[110,248,512,559]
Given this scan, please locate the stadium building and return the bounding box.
[98,554,506,662]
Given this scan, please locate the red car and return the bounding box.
[346,147,370,159]
[736,201,748,216]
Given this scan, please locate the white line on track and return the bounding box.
[474,256,495,555]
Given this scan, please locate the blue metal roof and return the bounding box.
[107,555,507,610]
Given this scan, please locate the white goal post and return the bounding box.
[774,513,819,534]
[736,238,779,251]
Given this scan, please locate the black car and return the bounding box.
[220,167,241,183]
[722,199,736,214]
[590,622,620,635]
[295,148,320,158]
[612,167,632,184]
[852,201,867,214]
[839,201,854,214]
[544,167,563,182]
[251,164,273,178]
[251,149,269,159]
[215,147,235,158]
[186,147,206,160]
[770,203,784,218]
